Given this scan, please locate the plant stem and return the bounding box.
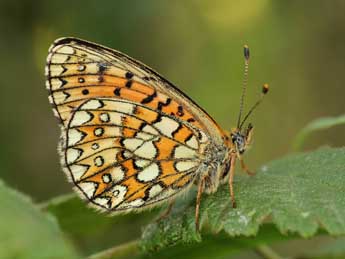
[37,193,75,210]
[256,244,285,259]
[88,240,140,259]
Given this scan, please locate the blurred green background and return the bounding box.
[0,1,344,256]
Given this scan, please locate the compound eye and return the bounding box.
[237,136,244,145]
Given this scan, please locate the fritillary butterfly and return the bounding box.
[45,38,268,230]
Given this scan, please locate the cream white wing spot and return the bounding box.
[50,53,70,64]
[173,145,196,159]
[91,143,100,150]
[77,64,86,72]
[134,159,151,168]
[76,147,121,166]
[99,113,110,122]
[154,116,180,137]
[148,184,163,198]
[186,135,198,149]
[69,164,89,181]
[134,141,157,159]
[94,156,104,167]
[49,78,65,90]
[52,90,70,104]
[103,101,135,114]
[66,148,83,164]
[135,132,153,140]
[70,111,93,127]
[56,45,75,55]
[142,125,158,135]
[81,99,104,110]
[102,112,125,126]
[109,185,127,208]
[94,127,104,137]
[122,150,132,159]
[102,173,112,183]
[93,197,111,209]
[106,66,127,79]
[137,163,160,182]
[108,166,125,183]
[122,138,144,151]
[89,138,119,152]
[68,129,86,146]
[78,182,97,199]
[49,64,66,76]
[175,161,199,172]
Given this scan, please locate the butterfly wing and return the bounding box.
[46,37,226,212]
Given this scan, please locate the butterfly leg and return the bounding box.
[195,177,206,232]
[155,200,175,222]
[229,155,237,208]
[239,157,255,176]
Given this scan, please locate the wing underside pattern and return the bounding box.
[65,98,205,211]
[45,38,218,212]
[46,38,206,130]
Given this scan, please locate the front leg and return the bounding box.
[239,157,255,176]
[195,177,205,232]
[228,154,238,208]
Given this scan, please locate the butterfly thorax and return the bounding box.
[200,128,250,194]
[198,140,229,194]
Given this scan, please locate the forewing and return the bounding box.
[45,37,222,136]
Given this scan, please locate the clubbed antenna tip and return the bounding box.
[239,83,270,129]
[244,44,250,61]
[262,83,269,94]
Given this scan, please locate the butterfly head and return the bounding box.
[229,123,254,155]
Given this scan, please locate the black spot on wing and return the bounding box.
[141,91,157,104]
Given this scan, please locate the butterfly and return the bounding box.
[45,38,268,230]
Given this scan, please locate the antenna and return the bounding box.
[239,83,269,129]
[237,45,250,129]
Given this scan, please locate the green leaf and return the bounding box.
[293,114,345,151]
[139,224,297,259]
[0,180,79,259]
[90,224,294,259]
[141,147,345,252]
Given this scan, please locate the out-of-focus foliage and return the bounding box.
[0,180,79,259]
[293,114,345,150]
